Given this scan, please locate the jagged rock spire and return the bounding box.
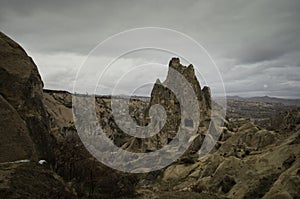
[155,78,161,84]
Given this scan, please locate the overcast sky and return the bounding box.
[1,0,300,98]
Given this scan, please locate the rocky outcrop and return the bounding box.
[0,32,74,198]
[0,32,53,162]
[151,57,211,125]
[124,57,211,155]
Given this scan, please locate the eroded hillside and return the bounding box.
[0,32,299,198]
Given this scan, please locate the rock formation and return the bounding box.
[0,32,75,197]
[0,32,299,198]
[0,32,53,162]
[123,57,211,155]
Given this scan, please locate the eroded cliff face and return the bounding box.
[0,32,75,198]
[122,57,212,155]
[151,57,211,126]
[0,32,53,162]
[0,95,36,162]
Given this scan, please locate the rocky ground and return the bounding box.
[0,32,300,198]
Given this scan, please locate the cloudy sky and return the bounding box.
[1,0,300,98]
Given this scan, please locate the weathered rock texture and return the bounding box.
[1,32,300,199]
[0,32,53,162]
[122,57,211,155]
[0,32,76,198]
[0,95,36,162]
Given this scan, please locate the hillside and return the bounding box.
[0,32,300,198]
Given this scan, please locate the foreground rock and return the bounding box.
[0,95,36,162]
[0,32,53,162]
[0,32,74,198]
